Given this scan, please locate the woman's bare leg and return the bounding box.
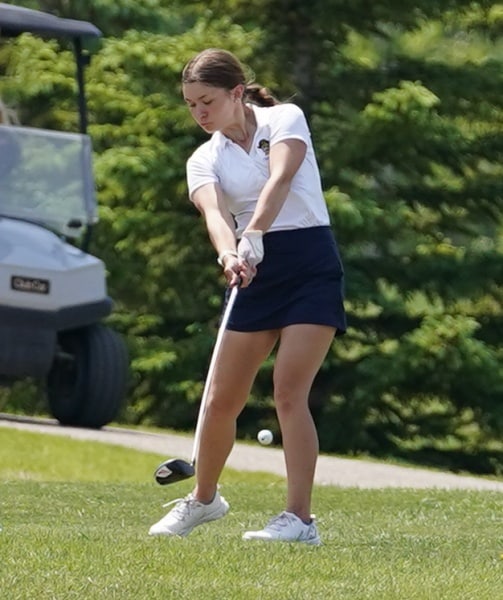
[194,328,278,502]
[273,324,335,522]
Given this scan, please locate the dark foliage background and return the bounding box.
[1,0,502,474]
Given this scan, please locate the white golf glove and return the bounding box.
[237,230,264,268]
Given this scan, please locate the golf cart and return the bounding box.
[0,3,129,428]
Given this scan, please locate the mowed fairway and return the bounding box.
[1,428,502,599]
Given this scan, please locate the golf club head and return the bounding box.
[154,458,195,485]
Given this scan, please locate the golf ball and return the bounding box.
[257,429,273,445]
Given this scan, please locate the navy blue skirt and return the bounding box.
[226,226,347,335]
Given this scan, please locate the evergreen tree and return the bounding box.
[219,0,503,469]
[1,0,502,471]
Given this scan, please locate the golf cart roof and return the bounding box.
[0,3,101,39]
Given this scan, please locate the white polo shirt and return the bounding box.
[186,102,330,236]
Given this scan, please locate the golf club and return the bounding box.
[154,283,239,485]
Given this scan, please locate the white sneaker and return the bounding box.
[242,511,321,545]
[148,491,229,537]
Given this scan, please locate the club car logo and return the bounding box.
[11,275,50,295]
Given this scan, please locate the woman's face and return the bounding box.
[183,82,239,133]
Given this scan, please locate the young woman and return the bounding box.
[149,49,346,545]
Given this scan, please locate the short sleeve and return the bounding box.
[269,103,311,147]
[186,145,219,201]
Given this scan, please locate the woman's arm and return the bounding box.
[192,182,254,286]
[245,138,306,233]
[192,182,236,256]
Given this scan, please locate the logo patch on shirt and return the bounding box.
[258,139,270,156]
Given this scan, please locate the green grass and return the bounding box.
[1,429,502,599]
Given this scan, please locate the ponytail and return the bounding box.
[244,83,279,107]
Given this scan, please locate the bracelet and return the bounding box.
[217,249,238,267]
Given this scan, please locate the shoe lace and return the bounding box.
[265,512,296,532]
[162,494,198,521]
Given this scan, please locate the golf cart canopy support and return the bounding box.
[0,2,102,133]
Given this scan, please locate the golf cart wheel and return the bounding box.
[47,324,129,428]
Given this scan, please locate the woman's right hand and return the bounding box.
[221,255,256,288]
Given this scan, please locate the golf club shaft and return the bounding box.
[190,284,239,464]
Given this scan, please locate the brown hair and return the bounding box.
[182,49,279,107]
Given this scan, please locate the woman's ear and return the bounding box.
[232,84,245,102]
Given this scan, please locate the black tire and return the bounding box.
[47,324,129,428]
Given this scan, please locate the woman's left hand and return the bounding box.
[237,230,264,268]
